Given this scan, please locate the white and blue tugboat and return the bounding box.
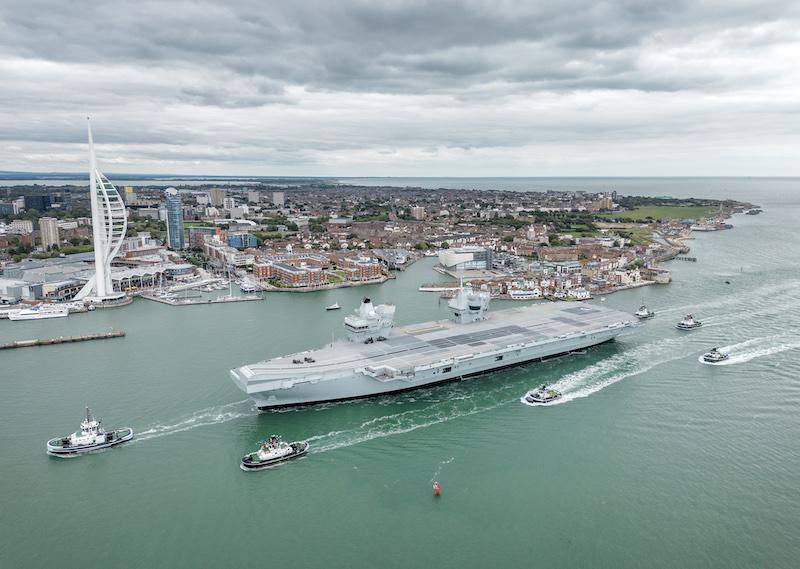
[46,408,133,457]
[240,435,309,471]
[523,384,563,404]
[676,314,702,330]
[702,347,729,364]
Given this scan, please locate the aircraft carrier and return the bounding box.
[230,285,637,409]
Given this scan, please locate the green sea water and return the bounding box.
[1,179,799,569]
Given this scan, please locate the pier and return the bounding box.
[675,256,698,262]
[0,331,125,350]
[142,294,262,306]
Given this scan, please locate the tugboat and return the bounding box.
[524,384,562,404]
[46,408,133,457]
[240,435,309,471]
[326,303,341,311]
[676,314,702,330]
[702,347,729,364]
[634,305,655,319]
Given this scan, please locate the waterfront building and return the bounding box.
[438,246,493,270]
[41,280,83,301]
[164,188,185,250]
[39,217,60,250]
[272,191,285,207]
[341,255,383,281]
[0,278,40,302]
[209,188,226,207]
[74,119,128,302]
[272,261,326,287]
[253,261,274,280]
[24,194,51,212]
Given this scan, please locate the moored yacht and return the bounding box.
[239,280,257,293]
[46,408,133,456]
[240,435,309,470]
[676,314,702,330]
[634,305,655,319]
[702,347,729,363]
[8,304,69,321]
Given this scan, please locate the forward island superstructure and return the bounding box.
[231,285,637,409]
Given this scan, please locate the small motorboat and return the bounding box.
[676,314,702,330]
[46,407,133,457]
[240,435,309,471]
[702,347,729,363]
[524,384,562,404]
[634,305,655,319]
[326,303,341,311]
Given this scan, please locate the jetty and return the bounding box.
[0,331,125,350]
[142,294,262,306]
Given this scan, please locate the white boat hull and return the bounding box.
[46,429,134,456]
[9,309,69,321]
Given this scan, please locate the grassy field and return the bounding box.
[599,205,716,221]
[617,226,653,246]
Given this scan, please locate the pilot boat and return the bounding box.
[676,314,702,330]
[240,435,309,471]
[702,347,729,364]
[523,384,562,404]
[634,305,655,319]
[46,408,133,456]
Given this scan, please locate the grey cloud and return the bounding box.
[0,1,799,175]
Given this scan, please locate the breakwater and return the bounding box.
[0,331,125,350]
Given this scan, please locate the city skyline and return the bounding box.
[1,1,799,177]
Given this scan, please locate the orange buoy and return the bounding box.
[433,481,441,497]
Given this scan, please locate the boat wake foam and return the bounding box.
[520,338,685,407]
[698,336,800,366]
[135,399,255,443]
[310,387,513,454]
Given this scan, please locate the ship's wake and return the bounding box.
[520,338,685,407]
[309,385,515,454]
[134,399,255,443]
[698,335,800,366]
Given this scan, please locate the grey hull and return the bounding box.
[232,302,635,409]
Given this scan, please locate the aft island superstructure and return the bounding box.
[230,285,637,409]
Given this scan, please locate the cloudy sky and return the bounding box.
[1,0,798,176]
